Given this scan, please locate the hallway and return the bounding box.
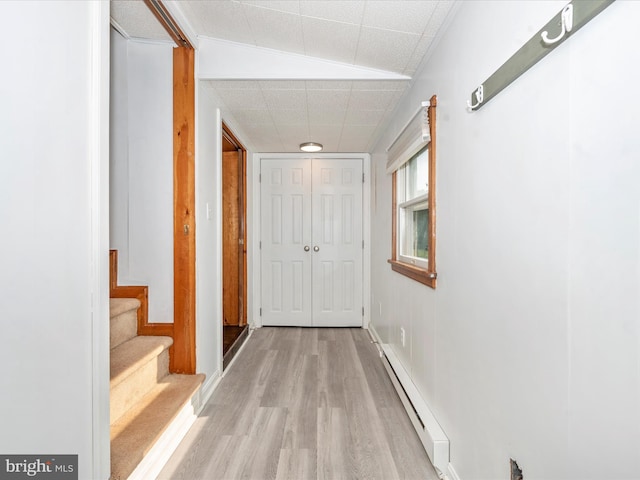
[158,327,438,480]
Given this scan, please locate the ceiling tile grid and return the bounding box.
[242,5,306,54]
[354,26,421,73]
[242,0,301,15]
[231,109,275,126]
[301,16,360,64]
[262,89,308,110]
[180,1,254,45]
[110,0,173,42]
[299,1,365,24]
[308,107,348,127]
[361,0,439,34]
[111,0,456,153]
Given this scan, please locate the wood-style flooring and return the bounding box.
[157,327,438,480]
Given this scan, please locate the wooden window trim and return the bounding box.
[388,95,437,289]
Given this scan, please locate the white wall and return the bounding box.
[195,79,257,389]
[370,1,640,479]
[110,29,130,281]
[195,84,223,391]
[110,33,174,323]
[0,1,110,478]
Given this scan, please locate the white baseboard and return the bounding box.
[446,463,462,480]
[127,399,198,480]
[198,371,221,413]
[368,323,450,478]
[368,322,382,343]
[223,326,254,374]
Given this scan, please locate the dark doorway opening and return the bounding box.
[222,123,248,368]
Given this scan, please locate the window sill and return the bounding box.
[388,259,437,288]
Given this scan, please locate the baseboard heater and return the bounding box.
[380,344,450,477]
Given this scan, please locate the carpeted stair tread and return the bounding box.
[110,335,173,388]
[110,373,205,480]
[110,297,140,318]
[110,298,139,350]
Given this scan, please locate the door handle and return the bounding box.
[313,246,320,252]
[304,245,310,252]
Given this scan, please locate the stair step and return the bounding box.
[110,298,140,349]
[110,336,173,425]
[110,373,205,480]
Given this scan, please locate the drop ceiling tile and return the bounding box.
[241,0,300,15]
[377,108,397,130]
[306,90,351,110]
[344,125,378,137]
[424,0,456,37]
[262,89,308,110]
[205,80,262,90]
[338,139,369,152]
[134,0,459,154]
[200,87,225,107]
[216,89,267,109]
[249,132,283,145]
[403,34,435,76]
[179,1,254,44]
[348,89,401,111]
[308,107,347,126]
[309,124,343,141]
[300,0,366,25]
[276,124,312,144]
[232,109,275,126]
[258,143,287,153]
[306,80,352,91]
[241,123,280,137]
[354,27,421,73]
[338,125,378,151]
[111,1,173,42]
[343,109,386,126]
[242,5,305,54]
[361,0,438,35]
[302,17,360,64]
[350,80,409,91]
[259,80,307,90]
[270,108,310,126]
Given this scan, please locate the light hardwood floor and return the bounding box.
[157,327,439,480]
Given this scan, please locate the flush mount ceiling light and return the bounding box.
[300,142,323,153]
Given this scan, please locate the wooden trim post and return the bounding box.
[172,46,196,373]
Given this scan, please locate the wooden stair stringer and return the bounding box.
[109,249,174,339]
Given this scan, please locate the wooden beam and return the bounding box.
[143,0,193,48]
[172,46,196,374]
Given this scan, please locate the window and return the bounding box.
[388,95,437,288]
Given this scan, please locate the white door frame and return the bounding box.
[90,1,111,478]
[250,153,371,330]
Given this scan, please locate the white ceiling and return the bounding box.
[110,0,456,153]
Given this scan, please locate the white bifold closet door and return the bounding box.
[260,158,363,327]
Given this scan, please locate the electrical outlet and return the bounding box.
[400,327,406,347]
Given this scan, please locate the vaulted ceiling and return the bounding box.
[110,0,456,153]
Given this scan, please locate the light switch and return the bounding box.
[206,202,212,220]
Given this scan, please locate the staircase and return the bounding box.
[110,298,204,480]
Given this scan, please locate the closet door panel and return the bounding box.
[311,159,363,327]
[260,159,313,326]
